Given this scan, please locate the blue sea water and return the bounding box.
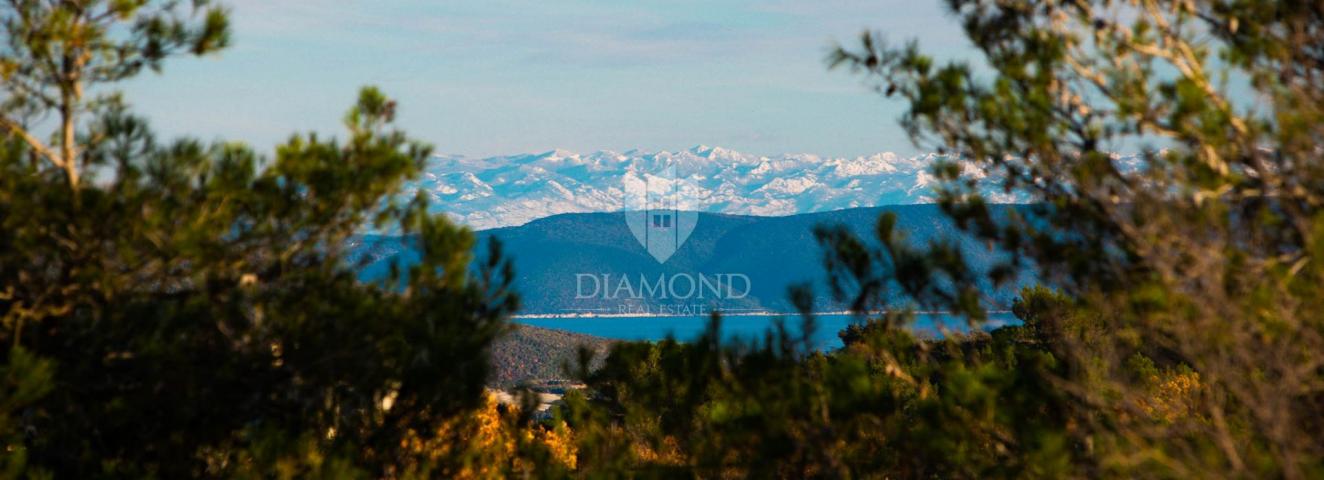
[517,312,1020,350]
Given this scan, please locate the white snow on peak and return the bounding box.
[396,146,1085,229]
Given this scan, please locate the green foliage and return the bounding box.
[0,2,519,477]
[555,311,1081,478]
[1,0,231,187]
[5,0,1323,478]
[526,1,1324,478]
[0,84,520,477]
[0,347,53,479]
[817,0,1324,477]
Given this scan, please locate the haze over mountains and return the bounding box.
[403,145,1037,230]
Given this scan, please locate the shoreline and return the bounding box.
[513,310,1014,320]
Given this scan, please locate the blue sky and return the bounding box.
[121,1,976,158]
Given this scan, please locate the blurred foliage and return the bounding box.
[398,392,577,479]
[0,2,520,478]
[550,303,1082,478]
[539,0,1323,478]
[3,0,1323,479]
[815,0,1324,477]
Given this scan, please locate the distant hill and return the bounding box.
[352,205,1034,314]
[488,325,614,388]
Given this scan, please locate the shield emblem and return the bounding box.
[623,161,698,263]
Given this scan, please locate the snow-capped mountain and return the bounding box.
[403,145,1023,230]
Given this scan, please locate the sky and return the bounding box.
[120,1,978,158]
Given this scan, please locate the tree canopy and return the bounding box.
[1,2,519,477]
[547,1,1324,478]
[2,0,1321,478]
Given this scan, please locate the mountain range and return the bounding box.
[401,145,1040,230]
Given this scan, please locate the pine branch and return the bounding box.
[0,114,64,170]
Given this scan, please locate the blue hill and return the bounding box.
[352,205,1032,314]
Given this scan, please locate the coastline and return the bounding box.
[512,310,1014,320]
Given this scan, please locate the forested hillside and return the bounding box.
[488,326,613,388]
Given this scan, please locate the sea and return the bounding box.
[517,312,1021,350]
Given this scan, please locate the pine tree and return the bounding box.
[825,0,1324,477]
[0,2,518,477]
